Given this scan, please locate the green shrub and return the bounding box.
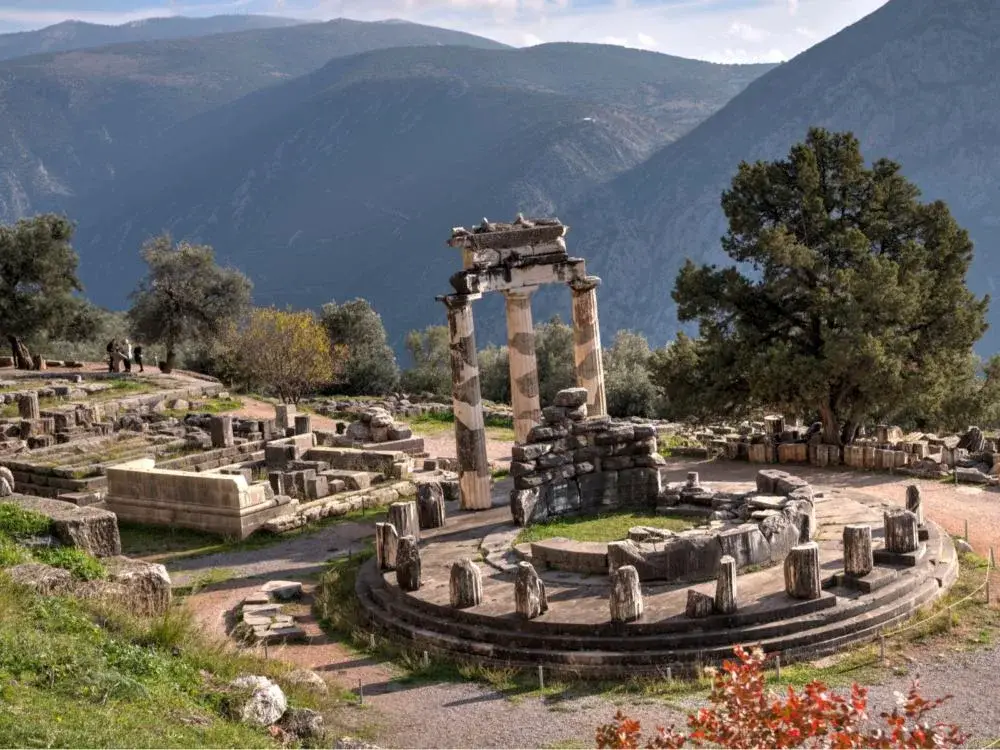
[33,547,105,580]
[0,503,52,538]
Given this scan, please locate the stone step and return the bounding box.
[357,571,948,677]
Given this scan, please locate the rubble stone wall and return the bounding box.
[510,388,664,526]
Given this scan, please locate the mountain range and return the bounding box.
[1,1,998,355]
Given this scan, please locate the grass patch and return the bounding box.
[120,506,388,564]
[0,576,354,748]
[514,512,696,545]
[0,502,106,580]
[0,503,52,538]
[408,410,515,442]
[32,547,106,580]
[658,433,701,457]
[164,397,244,419]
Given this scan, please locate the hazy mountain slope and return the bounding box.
[69,44,773,346]
[0,15,306,60]
[566,0,1000,352]
[0,19,510,221]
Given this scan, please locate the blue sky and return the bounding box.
[0,0,890,63]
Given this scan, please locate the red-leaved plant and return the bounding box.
[596,646,967,749]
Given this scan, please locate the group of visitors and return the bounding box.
[106,338,144,373]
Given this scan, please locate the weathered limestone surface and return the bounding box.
[884,509,919,554]
[395,535,421,592]
[715,555,738,614]
[18,392,40,419]
[685,589,715,618]
[504,290,542,444]
[295,414,312,436]
[210,415,234,448]
[843,524,874,578]
[275,404,296,431]
[784,542,821,600]
[569,277,607,418]
[441,294,491,510]
[905,485,924,526]
[375,522,399,572]
[449,559,483,609]
[514,561,548,619]
[609,564,643,623]
[389,501,420,541]
[2,493,121,557]
[0,466,13,496]
[416,482,446,530]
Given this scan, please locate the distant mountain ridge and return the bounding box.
[0,15,308,60]
[565,0,1000,353]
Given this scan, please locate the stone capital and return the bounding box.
[437,293,482,310]
[569,276,601,294]
[503,287,536,301]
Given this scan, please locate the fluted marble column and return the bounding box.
[504,289,542,444]
[569,276,607,417]
[441,294,491,510]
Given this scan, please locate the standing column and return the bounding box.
[569,276,607,417]
[441,294,491,510]
[503,289,542,444]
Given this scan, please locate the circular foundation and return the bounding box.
[355,480,958,679]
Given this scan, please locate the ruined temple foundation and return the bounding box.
[504,290,542,444]
[570,277,608,418]
[442,294,491,510]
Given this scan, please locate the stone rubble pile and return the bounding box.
[235,580,307,643]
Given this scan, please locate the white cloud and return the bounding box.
[0,0,893,64]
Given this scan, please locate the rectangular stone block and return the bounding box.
[543,481,581,517]
[578,471,617,508]
[306,475,330,500]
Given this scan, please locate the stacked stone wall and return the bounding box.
[510,388,664,526]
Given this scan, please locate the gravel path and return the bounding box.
[174,457,1000,748]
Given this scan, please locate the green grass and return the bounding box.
[119,506,389,564]
[0,503,106,580]
[32,547,106,580]
[0,575,354,748]
[514,512,696,546]
[0,503,52,538]
[657,433,701,457]
[408,410,515,442]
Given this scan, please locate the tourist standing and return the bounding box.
[106,339,115,372]
[133,344,144,373]
[123,338,133,373]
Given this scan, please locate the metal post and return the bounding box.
[358,679,364,705]
[965,519,969,542]
[879,633,886,664]
[666,666,672,682]
[537,665,545,690]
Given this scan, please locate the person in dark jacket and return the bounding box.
[106,339,115,372]
[133,344,144,373]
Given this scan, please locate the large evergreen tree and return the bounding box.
[673,128,989,444]
[0,214,96,368]
[128,235,252,373]
[321,298,399,395]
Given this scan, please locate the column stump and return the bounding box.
[449,559,483,609]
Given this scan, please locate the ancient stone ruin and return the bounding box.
[441,216,608,510]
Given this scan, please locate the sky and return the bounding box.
[0,0,891,63]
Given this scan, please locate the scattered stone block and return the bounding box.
[610,564,643,623]
[685,589,715,618]
[18,392,40,420]
[229,675,287,727]
[884,509,919,554]
[514,561,547,619]
[210,415,234,448]
[262,580,303,601]
[784,542,821,600]
[449,559,483,609]
[294,414,312,436]
[395,535,421,592]
[843,524,873,578]
[388,501,420,541]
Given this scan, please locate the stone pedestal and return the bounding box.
[18,392,39,420]
[395,535,421,592]
[441,294,491,510]
[449,559,483,609]
[294,414,312,436]
[388,501,420,542]
[884,509,919,554]
[609,564,643,623]
[275,404,296,432]
[784,542,821,600]
[715,555,738,614]
[569,277,607,418]
[514,561,548,619]
[905,484,924,526]
[210,415,234,448]
[843,524,873,578]
[503,290,542,444]
[375,522,399,572]
[417,481,446,530]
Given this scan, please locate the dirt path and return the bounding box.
[173,458,1000,747]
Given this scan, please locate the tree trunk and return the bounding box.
[8,336,32,370]
[818,403,841,446]
[163,349,176,374]
[841,420,859,446]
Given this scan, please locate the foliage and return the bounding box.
[321,298,399,395]
[399,325,451,398]
[479,344,511,404]
[32,547,106,581]
[672,128,989,444]
[604,330,658,418]
[0,214,97,361]
[596,645,967,749]
[29,308,129,364]
[535,316,576,406]
[127,234,252,372]
[227,307,340,404]
[0,503,52,538]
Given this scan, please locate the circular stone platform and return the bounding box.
[355,477,958,679]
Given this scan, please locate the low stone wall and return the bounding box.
[156,440,266,471]
[509,388,664,526]
[1,493,121,557]
[104,458,297,539]
[261,480,417,534]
